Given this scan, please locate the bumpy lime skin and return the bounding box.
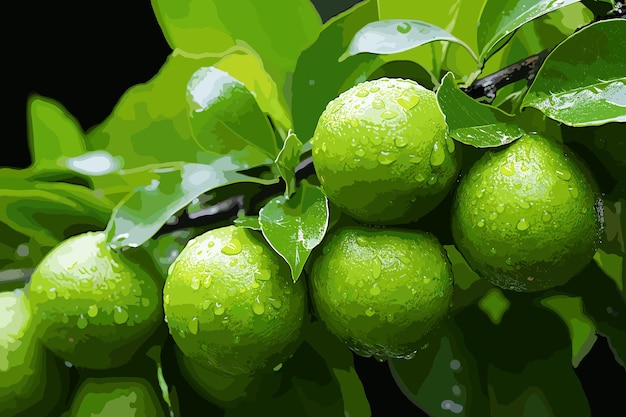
[163,225,307,377]
[309,226,454,359]
[28,232,164,369]
[452,134,604,292]
[312,77,460,225]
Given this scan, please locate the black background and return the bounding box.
[7,2,625,416]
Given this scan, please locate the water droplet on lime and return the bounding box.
[372,99,385,109]
[188,317,199,335]
[221,238,242,255]
[76,314,88,329]
[377,151,397,165]
[430,141,446,166]
[190,277,201,291]
[113,307,128,324]
[395,136,408,147]
[87,305,98,317]
[365,307,376,317]
[397,95,419,109]
[213,302,225,316]
[556,169,571,181]
[356,89,369,98]
[477,220,485,228]
[516,218,529,231]
[381,110,399,120]
[253,301,265,315]
[569,187,579,198]
[370,285,381,296]
[499,162,515,176]
[372,257,382,278]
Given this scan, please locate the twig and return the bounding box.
[462,49,550,100]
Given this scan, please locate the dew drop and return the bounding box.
[381,110,399,120]
[477,220,485,228]
[396,22,411,34]
[569,187,579,198]
[446,136,456,153]
[370,136,383,146]
[496,204,505,213]
[256,269,271,281]
[369,85,380,93]
[188,317,199,335]
[395,136,408,148]
[365,307,376,317]
[488,212,497,220]
[490,247,497,255]
[87,305,98,317]
[113,307,129,324]
[190,277,201,291]
[355,148,365,157]
[164,294,170,305]
[76,315,88,329]
[430,141,446,166]
[397,95,419,110]
[269,297,282,309]
[47,288,57,300]
[372,257,382,278]
[541,211,552,222]
[372,99,385,109]
[427,175,438,185]
[253,301,265,315]
[409,154,423,164]
[273,363,283,372]
[213,302,225,315]
[141,297,150,307]
[556,169,571,181]
[415,173,426,182]
[377,151,397,165]
[519,200,530,209]
[203,276,212,288]
[356,89,369,98]
[370,285,381,296]
[499,162,515,176]
[221,238,242,255]
[516,218,529,231]
[423,275,431,284]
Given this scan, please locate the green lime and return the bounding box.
[452,134,604,292]
[163,225,307,376]
[1,289,68,417]
[309,226,454,359]
[68,377,166,417]
[28,231,164,369]
[312,77,460,225]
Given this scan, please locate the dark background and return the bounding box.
[7,2,625,416]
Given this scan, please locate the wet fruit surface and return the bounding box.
[452,134,604,292]
[312,77,460,225]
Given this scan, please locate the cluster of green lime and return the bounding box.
[309,78,458,360]
[1,76,605,415]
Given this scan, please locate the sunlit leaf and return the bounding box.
[275,131,303,198]
[522,19,626,126]
[27,96,86,170]
[341,19,477,63]
[437,73,524,147]
[292,0,384,142]
[477,0,580,63]
[106,161,277,250]
[258,181,329,282]
[539,295,597,367]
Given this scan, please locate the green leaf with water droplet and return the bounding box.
[341,19,478,63]
[522,19,626,126]
[437,72,524,147]
[539,295,597,367]
[27,95,86,171]
[292,0,385,142]
[477,0,580,64]
[389,317,490,417]
[258,181,329,282]
[187,66,278,165]
[275,131,303,198]
[106,162,277,250]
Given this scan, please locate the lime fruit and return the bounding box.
[309,226,454,359]
[68,377,166,417]
[451,134,604,292]
[163,225,307,376]
[1,289,68,417]
[311,77,460,225]
[28,231,164,369]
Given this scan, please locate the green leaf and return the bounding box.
[477,0,581,63]
[594,249,623,293]
[0,176,112,248]
[376,0,488,82]
[478,288,511,325]
[27,95,86,170]
[437,72,524,147]
[539,295,597,367]
[522,19,626,126]
[341,19,478,63]
[106,161,278,250]
[390,318,490,417]
[275,131,303,198]
[561,263,626,368]
[303,322,371,417]
[87,53,220,169]
[258,181,329,282]
[151,0,321,127]
[186,66,278,166]
[292,0,384,142]
[444,245,492,312]
[233,215,261,231]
